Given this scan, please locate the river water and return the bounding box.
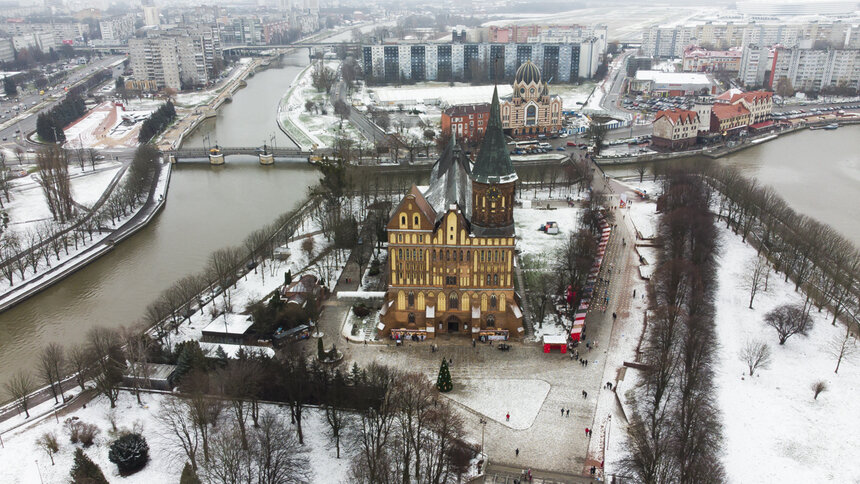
[0,52,318,385]
[603,125,860,244]
[2,50,859,386]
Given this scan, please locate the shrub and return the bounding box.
[70,448,108,484]
[65,419,100,447]
[352,304,371,317]
[108,433,149,475]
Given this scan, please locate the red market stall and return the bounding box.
[543,335,568,353]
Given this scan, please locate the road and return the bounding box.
[0,56,125,153]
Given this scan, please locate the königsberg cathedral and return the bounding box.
[379,88,524,340]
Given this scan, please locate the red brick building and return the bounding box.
[441,103,491,144]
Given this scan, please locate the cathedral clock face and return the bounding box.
[487,187,501,202]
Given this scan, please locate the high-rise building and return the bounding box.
[143,6,160,27]
[362,38,603,84]
[129,26,222,91]
[769,44,860,92]
[99,15,135,43]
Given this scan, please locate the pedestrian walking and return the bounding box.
[561,407,565,416]
[633,289,636,297]
[566,409,569,417]
[581,390,586,398]
[506,413,510,422]
[590,466,596,476]
[584,390,588,399]
[585,427,589,436]
[515,448,519,457]
[612,312,617,320]
[585,359,589,367]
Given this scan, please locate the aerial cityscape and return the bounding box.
[0,0,858,482]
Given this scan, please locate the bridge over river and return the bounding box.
[164,146,315,162]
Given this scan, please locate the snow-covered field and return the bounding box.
[444,378,551,430]
[555,83,596,110]
[2,162,122,235]
[0,391,353,484]
[514,206,581,260]
[713,228,860,483]
[63,102,154,150]
[370,83,513,107]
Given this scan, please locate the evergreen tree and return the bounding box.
[437,359,453,392]
[214,345,229,367]
[70,448,109,484]
[3,77,16,97]
[317,338,325,360]
[179,462,202,484]
[108,433,149,475]
[350,362,362,384]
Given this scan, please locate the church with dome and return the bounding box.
[501,60,564,138]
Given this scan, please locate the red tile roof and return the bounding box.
[715,89,773,104]
[712,103,750,120]
[655,108,698,125]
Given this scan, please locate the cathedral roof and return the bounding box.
[472,86,518,185]
[514,60,542,85]
[423,135,473,222]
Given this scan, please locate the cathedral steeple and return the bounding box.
[472,87,518,185]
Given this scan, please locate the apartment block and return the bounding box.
[99,15,135,43]
[129,26,222,91]
[362,39,603,84]
[770,44,860,91]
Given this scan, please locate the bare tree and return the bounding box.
[810,380,827,400]
[203,424,250,484]
[744,255,769,309]
[35,432,60,465]
[217,360,261,450]
[36,146,74,224]
[207,246,242,307]
[829,329,857,374]
[157,395,201,472]
[68,343,91,391]
[122,327,152,405]
[636,164,647,183]
[250,410,310,484]
[86,326,124,408]
[765,304,812,345]
[4,370,34,418]
[38,342,65,404]
[181,370,224,465]
[738,339,771,376]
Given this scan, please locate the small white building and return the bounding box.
[629,71,717,96]
[201,314,254,345]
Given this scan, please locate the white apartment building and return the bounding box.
[362,39,603,83]
[643,22,858,58]
[739,45,775,88]
[12,32,56,52]
[100,15,136,43]
[129,27,222,91]
[771,44,860,91]
[143,6,161,27]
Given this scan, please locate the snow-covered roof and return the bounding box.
[201,313,254,336]
[634,70,713,87]
[424,137,473,222]
[199,342,274,359]
[543,335,567,344]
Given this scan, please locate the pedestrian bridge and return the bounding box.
[164,146,313,160]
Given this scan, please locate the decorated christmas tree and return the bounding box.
[437,359,453,392]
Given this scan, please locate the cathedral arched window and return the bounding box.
[398,249,402,259]
[449,292,459,310]
[466,251,471,262]
[493,274,499,285]
[413,215,419,227]
[408,312,415,324]
[487,314,496,327]
[408,292,415,307]
[446,250,450,261]
[490,295,498,309]
[459,250,463,261]
[432,251,436,261]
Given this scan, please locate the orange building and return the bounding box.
[441,103,491,144]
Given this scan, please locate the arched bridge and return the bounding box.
[164,146,314,159]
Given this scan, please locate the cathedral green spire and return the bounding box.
[472,86,518,184]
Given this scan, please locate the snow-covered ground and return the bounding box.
[278,61,368,150]
[0,391,354,484]
[555,83,597,110]
[444,378,551,430]
[2,162,122,236]
[63,102,154,150]
[514,206,581,261]
[713,227,860,483]
[369,83,514,107]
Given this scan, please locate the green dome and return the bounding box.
[514,60,542,85]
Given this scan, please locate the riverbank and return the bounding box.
[595,117,860,166]
[0,161,172,313]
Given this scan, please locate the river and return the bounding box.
[2,51,859,386]
[602,125,860,244]
[0,51,318,385]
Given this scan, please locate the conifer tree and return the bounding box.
[179,462,202,484]
[437,359,453,392]
[70,448,109,484]
[318,338,325,360]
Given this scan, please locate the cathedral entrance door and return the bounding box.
[447,316,460,333]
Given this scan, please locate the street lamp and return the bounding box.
[479,418,487,458]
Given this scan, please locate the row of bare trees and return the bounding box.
[621,171,725,483]
[708,165,860,329]
[0,145,160,289]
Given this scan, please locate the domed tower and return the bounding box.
[512,60,543,105]
[471,87,517,236]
